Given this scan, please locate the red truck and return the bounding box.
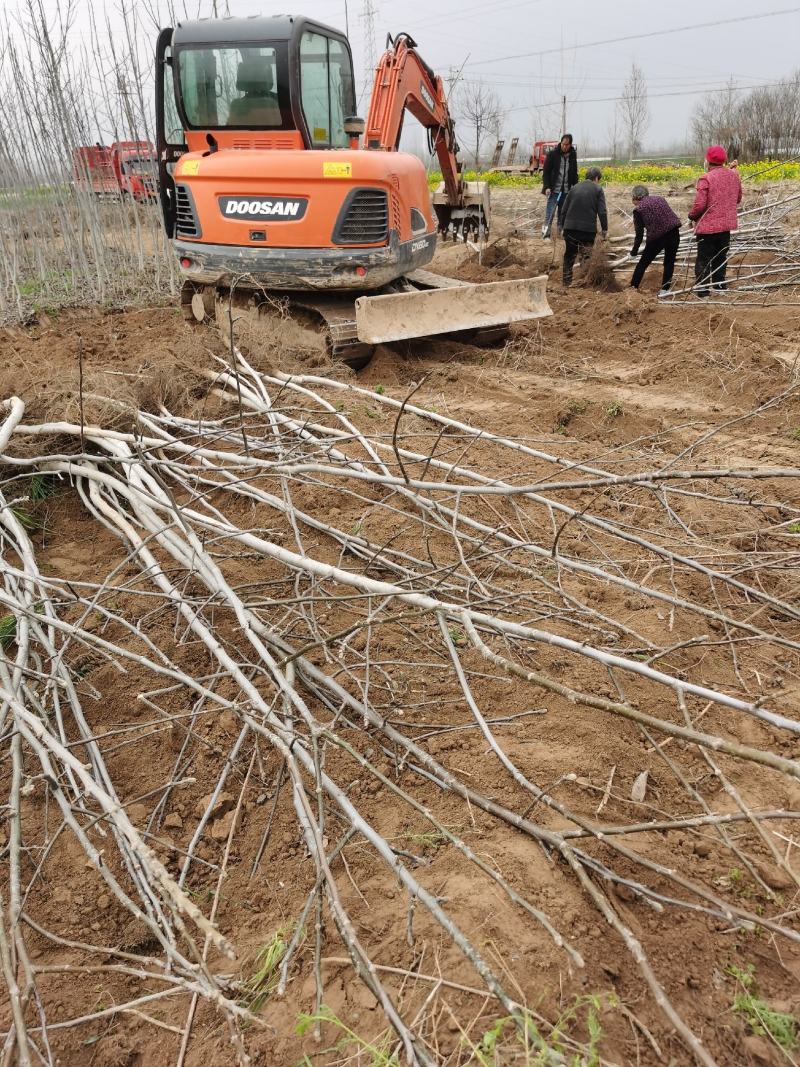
[72,141,157,201]
[489,138,559,174]
[527,139,559,172]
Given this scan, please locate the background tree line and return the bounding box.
[691,73,800,161]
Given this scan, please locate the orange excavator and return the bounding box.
[156,16,550,365]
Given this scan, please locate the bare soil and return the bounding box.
[1,188,799,1066]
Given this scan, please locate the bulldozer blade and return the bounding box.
[354,275,551,345]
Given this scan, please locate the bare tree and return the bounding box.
[618,62,649,159]
[455,80,504,170]
[691,79,739,156]
[606,106,622,161]
[690,72,800,160]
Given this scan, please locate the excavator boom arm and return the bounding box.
[365,33,461,205]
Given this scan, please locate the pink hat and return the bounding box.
[706,145,727,164]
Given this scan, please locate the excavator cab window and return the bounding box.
[176,45,290,129]
[299,32,355,148]
[162,54,184,145]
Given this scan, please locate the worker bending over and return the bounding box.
[628,185,682,297]
[560,167,608,287]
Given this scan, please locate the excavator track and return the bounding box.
[181,282,375,369]
[181,270,551,371]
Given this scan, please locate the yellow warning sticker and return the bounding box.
[314,127,328,141]
[179,159,201,176]
[323,161,352,178]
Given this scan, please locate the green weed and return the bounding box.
[399,827,462,849]
[605,402,623,419]
[464,994,613,1066]
[790,427,800,442]
[296,1004,398,1065]
[787,522,800,534]
[0,615,16,650]
[29,474,57,502]
[11,506,40,531]
[243,924,294,1011]
[728,964,798,1052]
[375,384,385,395]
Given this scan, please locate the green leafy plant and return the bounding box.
[728,964,798,1052]
[605,402,623,419]
[787,522,800,534]
[465,995,612,1066]
[296,1005,398,1066]
[375,384,386,395]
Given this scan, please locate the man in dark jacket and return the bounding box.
[541,134,578,239]
[560,167,608,285]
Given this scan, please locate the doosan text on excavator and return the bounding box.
[155,14,551,366]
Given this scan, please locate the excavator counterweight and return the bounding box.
[155,16,551,366]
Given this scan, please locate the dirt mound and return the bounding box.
[436,234,557,283]
[0,306,215,427]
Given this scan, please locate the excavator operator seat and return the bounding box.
[228,55,280,126]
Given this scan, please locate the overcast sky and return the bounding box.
[11,0,800,153]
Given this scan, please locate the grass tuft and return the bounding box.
[728,964,798,1052]
[243,924,295,1011]
[0,615,17,650]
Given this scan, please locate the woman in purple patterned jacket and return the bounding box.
[628,185,682,297]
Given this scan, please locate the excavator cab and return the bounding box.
[155,17,439,295]
[155,16,550,364]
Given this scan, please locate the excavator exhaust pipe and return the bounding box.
[354,274,552,345]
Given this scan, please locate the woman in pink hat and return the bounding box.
[688,145,742,295]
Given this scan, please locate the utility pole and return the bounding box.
[359,0,377,109]
[559,27,565,134]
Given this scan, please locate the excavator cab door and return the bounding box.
[155,27,187,237]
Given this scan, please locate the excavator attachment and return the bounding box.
[433,181,491,241]
[354,272,551,345]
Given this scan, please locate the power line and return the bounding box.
[457,7,800,68]
[503,80,779,116]
[411,0,541,32]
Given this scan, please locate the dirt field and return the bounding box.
[1,189,799,1067]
